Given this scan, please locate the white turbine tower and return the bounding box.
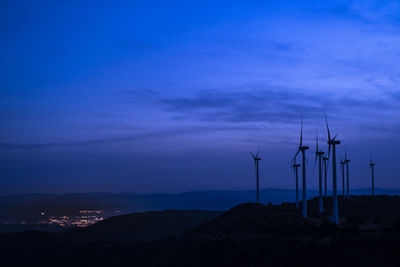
[325,115,340,224]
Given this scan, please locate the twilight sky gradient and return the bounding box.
[1,0,400,194]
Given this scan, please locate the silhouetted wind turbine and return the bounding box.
[344,149,351,199]
[292,160,301,209]
[292,118,309,218]
[314,134,324,213]
[251,150,262,204]
[325,115,340,224]
[370,153,376,197]
[322,155,328,199]
[340,159,345,198]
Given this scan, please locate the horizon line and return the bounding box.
[0,187,397,197]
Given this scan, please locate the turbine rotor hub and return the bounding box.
[328,140,340,145]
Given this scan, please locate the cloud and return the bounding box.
[0,137,133,150]
[158,84,393,125]
[0,124,254,151]
[350,0,400,22]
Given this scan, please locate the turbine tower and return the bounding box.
[370,154,376,197]
[340,159,345,198]
[314,134,325,213]
[292,118,309,218]
[322,155,328,199]
[325,115,340,224]
[292,161,301,209]
[250,150,262,204]
[344,149,351,199]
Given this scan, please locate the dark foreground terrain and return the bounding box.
[1,195,400,266]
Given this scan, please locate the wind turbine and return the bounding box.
[314,134,325,213]
[250,150,262,204]
[292,161,301,209]
[322,155,329,199]
[325,114,340,224]
[370,154,376,197]
[344,149,351,199]
[291,118,309,218]
[340,159,345,198]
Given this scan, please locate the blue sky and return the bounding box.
[1,0,400,194]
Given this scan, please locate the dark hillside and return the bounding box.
[2,196,400,266]
[64,209,223,243]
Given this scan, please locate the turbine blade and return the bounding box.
[291,150,300,164]
[314,155,317,172]
[326,157,330,173]
[313,131,318,172]
[324,113,331,141]
[313,153,317,172]
[250,152,256,159]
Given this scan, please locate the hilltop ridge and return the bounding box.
[1,196,400,266]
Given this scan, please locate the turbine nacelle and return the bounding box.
[328,139,341,145]
[292,163,301,168]
[250,151,261,161]
[316,151,324,155]
[325,114,340,161]
[344,149,350,163]
[291,118,309,164]
[370,153,375,167]
[299,146,309,151]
